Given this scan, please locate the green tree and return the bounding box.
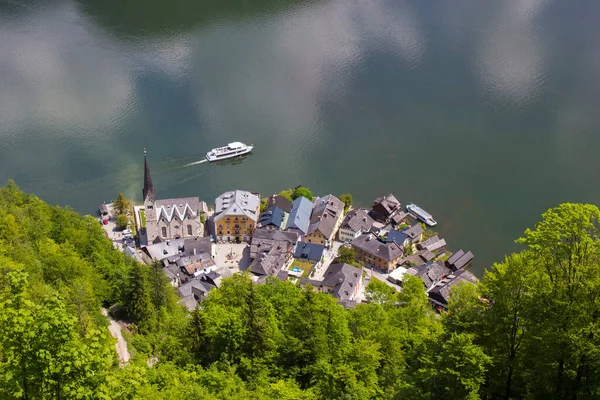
[337,245,357,264]
[113,192,131,216]
[291,187,313,201]
[122,262,154,328]
[116,214,129,230]
[260,197,269,213]
[279,189,293,201]
[339,193,353,213]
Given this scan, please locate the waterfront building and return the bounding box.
[284,196,313,236]
[142,152,206,243]
[351,233,404,273]
[370,193,401,223]
[258,206,288,230]
[214,190,260,242]
[338,208,374,243]
[305,194,345,247]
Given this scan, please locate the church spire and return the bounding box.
[142,148,155,203]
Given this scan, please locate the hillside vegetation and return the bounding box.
[1,181,600,399]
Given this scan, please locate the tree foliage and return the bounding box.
[116,214,129,229]
[291,186,313,201]
[4,182,600,399]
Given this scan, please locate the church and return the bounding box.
[142,151,207,243]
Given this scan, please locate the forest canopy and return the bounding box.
[1,181,599,399]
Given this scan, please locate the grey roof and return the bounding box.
[403,224,424,240]
[143,238,185,261]
[406,261,452,289]
[182,237,212,257]
[253,227,300,242]
[276,270,289,281]
[337,299,359,309]
[399,253,426,267]
[99,203,109,215]
[307,195,344,239]
[322,263,362,301]
[267,195,292,213]
[425,239,447,253]
[391,211,407,224]
[351,233,403,262]
[418,250,435,262]
[341,209,374,233]
[294,241,325,262]
[447,250,465,266]
[250,251,288,276]
[285,196,313,234]
[453,251,474,270]
[259,206,288,229]
[373,194,400,214]
[428,269,478,306]
[155,197,202,222]
[215,190,260,222]
[386,229,408,245]
[419,235,440,249]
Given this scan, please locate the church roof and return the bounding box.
[155,197,202,222]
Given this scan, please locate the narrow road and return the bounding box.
[101,308,131,366]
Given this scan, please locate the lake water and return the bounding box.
[2,0,600,275]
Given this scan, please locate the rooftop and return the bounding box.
[155,197,203,222]
[284,196,313,234]
[341,208,374,233]
[351,233,403,262]
[215,190,260,222]
[321,263,362,301]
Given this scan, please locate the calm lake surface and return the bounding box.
[2,0,600,275]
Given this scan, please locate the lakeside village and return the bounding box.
[99,153,476,312]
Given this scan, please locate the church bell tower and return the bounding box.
[142,148,158,241]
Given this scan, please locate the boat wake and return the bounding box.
[184,159,208,167]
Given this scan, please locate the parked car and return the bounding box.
[123,229,132,235]
[103,219,108,225]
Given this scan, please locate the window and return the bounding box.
[227,231,230,235]
[187,225,192,235]
[161,227,167,237]
[174,225,180,230]
[218,231,223,235]
[235,217,238,221]
[147,205,153,210]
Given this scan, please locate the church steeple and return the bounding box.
[142,148,155,203]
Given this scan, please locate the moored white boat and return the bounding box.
[206,142,253,162]
[406,203,437,226]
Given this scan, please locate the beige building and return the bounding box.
[351,233,404,273]
[142,153,206,243]
[305,194,345,247]
[214,190,260,242]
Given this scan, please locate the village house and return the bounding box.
[319,263,363,301]
[403,223,424,243]
[351,233,404,273]
[284,196,313,236]
[305,194,345,247]
[338,208,375,243]
[214,190,260,242]
[249,228,299,276]
[266,194,292,213]
[446,250,474,271]
[370,193,401,223]
[258,206,288,230]
[178,271,226,311]
[405,261,453,290]
[293,241,325,264]
[142,152,207,243]
[417,235,447,253]
[386,229,410,247]
[428,269,478,309]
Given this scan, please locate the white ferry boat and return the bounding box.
[406,203,437,226]
[206,142,253,162]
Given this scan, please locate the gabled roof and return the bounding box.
[267,195,293,213]
[453,251,474,270]
[406,261,452,289]
[424,239,446,253]
[215,190,260,222]
[447,250,465,266]
[391,211,407,224]
[351,233,403,262]
[307,195,344,239]
[428,269,478,306]
[285,196,313,234]
[294,241,325,262]
[341,209,374,233]
[321,263,362,301]
[387,229,408,245]
[155,197,202,222]
[259,206,288,229]
[252,227,299,243]
[403,224,424,240]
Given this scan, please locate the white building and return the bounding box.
[338,208,374,243]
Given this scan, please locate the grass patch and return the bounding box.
[139,209,146,229]
[290,260,313,278]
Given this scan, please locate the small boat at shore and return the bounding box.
[206,142,253,162]
[406,203,437,226]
